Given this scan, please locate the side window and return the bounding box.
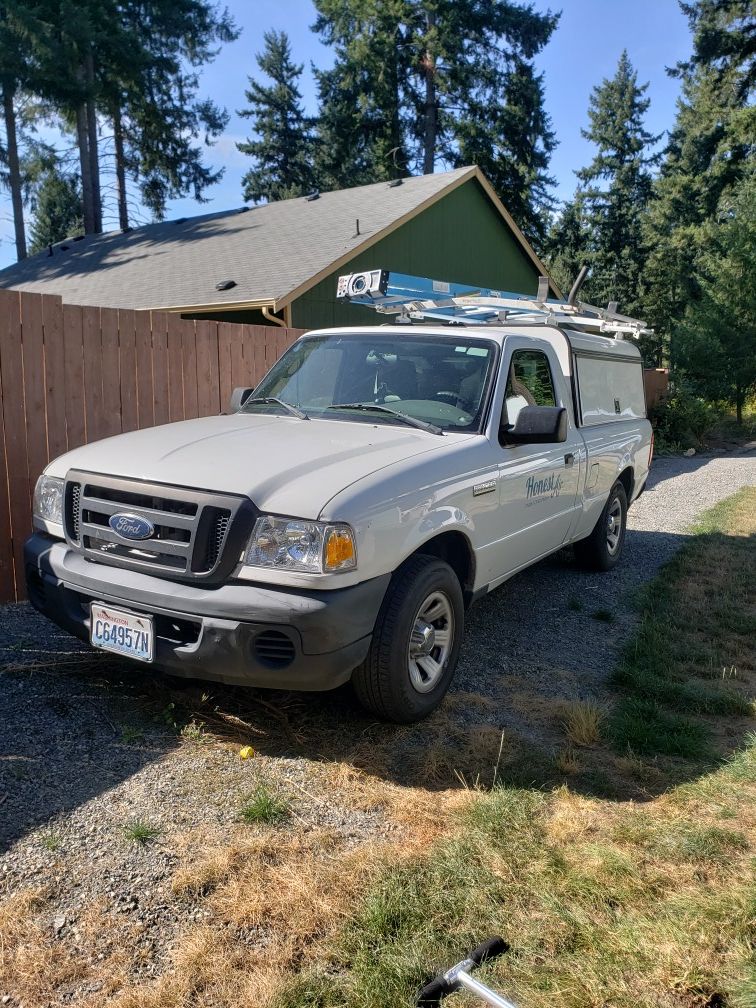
[503,349,556,427]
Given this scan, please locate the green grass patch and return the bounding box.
[608,487,755,760]
[123,820,161,844]
[240,783,290,825]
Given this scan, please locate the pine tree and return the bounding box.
[567,52,659,320]
[237,30,317,203]
[311,0,559,237]
[643,0,755,343]
[28,167,83,252]
[312,0,407,190]
[675,165,756,422]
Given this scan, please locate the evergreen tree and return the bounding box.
[28,166,83,252]
[312,0,407,189]
[569,52,659,320]
[545,195,589,297]
[643,0,754,344]
[237,30,317,203]
[675,165,756,422]
[311,0,559,238]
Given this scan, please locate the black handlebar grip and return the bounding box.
[416,976,452,1007]
[469,936,509,967]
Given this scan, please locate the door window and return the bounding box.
[502,349,556,430]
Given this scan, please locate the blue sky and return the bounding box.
[0,0,692,269]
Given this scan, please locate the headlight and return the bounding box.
[33,475,64,525]
[245,516,357,573]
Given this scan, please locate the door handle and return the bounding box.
[564,453,575,466]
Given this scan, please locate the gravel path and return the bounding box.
[0,450,754,1004]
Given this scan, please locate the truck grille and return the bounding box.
[64,470,254,584]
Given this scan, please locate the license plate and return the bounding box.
[90,604,154,662]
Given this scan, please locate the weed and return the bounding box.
[123,820,161,844]
[40,832,61,852]
[240,784,289,825]
[180,720,208,744]
[560,699,604,747]
[592,608,615,623]
[555,747,581,773]
[119,723,144,744]
[567,596,583,612]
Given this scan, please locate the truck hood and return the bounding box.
[47,413,451,518]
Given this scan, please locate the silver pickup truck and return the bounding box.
[26,271,652,722]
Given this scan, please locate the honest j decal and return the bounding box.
[526,472,563,502]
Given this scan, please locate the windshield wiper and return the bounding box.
[243,397,309,420]
[327,403,443,435]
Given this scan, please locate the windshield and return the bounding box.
[243,332,498,433]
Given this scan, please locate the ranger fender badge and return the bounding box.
[473,479,497,497]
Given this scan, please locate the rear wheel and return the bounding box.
[352,554,464,722]
[574,481,628,571]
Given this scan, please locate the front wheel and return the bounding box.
[574,480,628,571]
[352,555,464,722]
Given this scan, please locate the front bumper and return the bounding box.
[24,534,390,691]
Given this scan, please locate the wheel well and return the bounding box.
[617,467,634,500]
[413,531,475,601]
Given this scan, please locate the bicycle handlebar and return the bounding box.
[416,936,509,1006]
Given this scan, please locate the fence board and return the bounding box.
[0,293,17,601]
[20,293,47,501]
[82,305,105,442]
[133,310,154,430]
[0,291,30,596]
[118,310,139,433]
[43,295,68,460]
[63,305,86,450]
[166,313,185,422]
[0,291,304,602]
[100,307,122,437]
[151,312,170,427]
[182,320,199,421]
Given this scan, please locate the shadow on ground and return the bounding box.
[3,519,753,854]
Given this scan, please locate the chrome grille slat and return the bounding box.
[64,470,252,583]
[79,495,196,529]
[80,524,190,556]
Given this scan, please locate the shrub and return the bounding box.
[649,388,717,452]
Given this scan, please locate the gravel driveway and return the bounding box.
[1,449,754,1002]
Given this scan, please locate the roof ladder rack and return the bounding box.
[336,269,652,340]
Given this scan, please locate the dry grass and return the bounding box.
[560,698,605,747]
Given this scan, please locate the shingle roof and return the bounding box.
[0,166,553,310]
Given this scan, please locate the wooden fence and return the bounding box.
[0,289,304,603]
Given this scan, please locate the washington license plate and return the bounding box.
[91,604,154,662]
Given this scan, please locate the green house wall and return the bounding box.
[289,178,543,330]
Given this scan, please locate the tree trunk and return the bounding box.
[113,102,129,230]
[2,81,27,260]
[85,47,102,233]
[736,385,743,425]
[422,9,437,174]
[76,101,95,234]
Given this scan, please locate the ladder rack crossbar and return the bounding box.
[336,269,652,339]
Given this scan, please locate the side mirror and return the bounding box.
[501,405,567,445]
[227,386,254,414]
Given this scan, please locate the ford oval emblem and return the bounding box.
[108,512,155,541]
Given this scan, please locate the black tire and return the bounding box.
[352,554,464,723]
[574,480,628,571]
